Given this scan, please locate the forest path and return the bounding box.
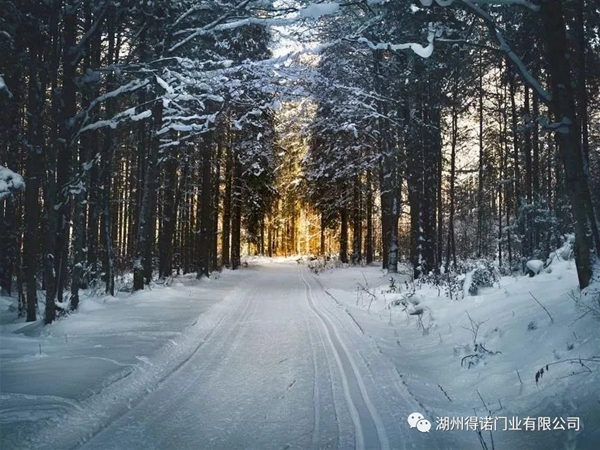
[75,262,439,450]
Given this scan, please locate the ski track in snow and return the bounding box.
[83,283,260,446]
[8,283,254,450]
[302,296,322,449]
[299,267,389,450]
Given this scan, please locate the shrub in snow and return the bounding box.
[404,303,433,335]
[542,239,574,280]
[390,293,432,334]
[566,341,575,351]
[408,306,424,316]
[382,277,398,294]
[411,259,499,299]
[396,259,501,300]
[414,270,459,299]
[556,240,574,260]
[307,258,326,274]
[471,262,499,289]
[525,259,544,277]
[444,276,463,299]
[460,260,500,296]
[459,312,500,369]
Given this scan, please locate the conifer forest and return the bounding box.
[2,0,600,321]
[1,1,600,449]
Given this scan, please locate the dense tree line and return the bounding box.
[1,0,599,327]
[301,0,600,287]
[0,0,278,323]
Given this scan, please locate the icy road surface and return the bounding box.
[76,264,439,450]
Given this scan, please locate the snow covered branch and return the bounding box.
[78,107,152,134]
[492,27,551,102]
[0,75,13,98]
[299,2,340,18]
[419,0,550,102]
[469,0,539,11]
[0,165,25,200]
[169,0,253,53]
[169,1,341,53]
[420,0,540,11]
[75,79,151,138]
[460,0,551,102]
[419,0,455,6]
[355,26,436,58]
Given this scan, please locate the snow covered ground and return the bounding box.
[0,269,255,449]
[1,258,599,449]
[313,259,600,449]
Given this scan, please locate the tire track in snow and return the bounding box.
[299,268,390,450]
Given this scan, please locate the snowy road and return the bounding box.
[73,263,439,450]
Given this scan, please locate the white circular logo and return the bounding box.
[416,419,432,433]
[407,412,425,428]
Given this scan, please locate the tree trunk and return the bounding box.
[211,142,222,271]
[0,63,22,296]
[352,174,362,264]
[445,95,458,272]
[320,213,326,256]
[158,154,179,279]
[477,60,485,258]
[0,197,16,296]
[101,16,116,295]
[339,208,348,264]
[54,1,78,312]
[523,86,533,257]
[509,74,523,269]
[197,134,213,279]
[24,45,44,322]
[540,0,600,288]
[231,153,242,270]
[222,146,233,268]
[575,0,590,166]
[365,169,374,264]
[40,5,61,321]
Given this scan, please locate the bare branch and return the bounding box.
[169,0,253,53]
[528,291,555,323]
